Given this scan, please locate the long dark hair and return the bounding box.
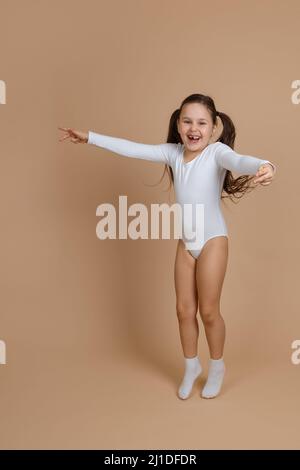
[155,93,256,203]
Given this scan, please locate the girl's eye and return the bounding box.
[184,122,205,125]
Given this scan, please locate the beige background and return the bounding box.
[0,0,299,450]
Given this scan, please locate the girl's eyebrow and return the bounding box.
[182,116,208,121]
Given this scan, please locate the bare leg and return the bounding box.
[174,239,203,399]
[196,236,228,359]
[196,236,228,398]
[174,238,199,357]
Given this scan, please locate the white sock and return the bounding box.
[201,357,225,399]
[178,355,202,400]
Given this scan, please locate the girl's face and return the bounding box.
[177,103,216,153]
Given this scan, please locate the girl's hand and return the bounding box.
[253,163,275,186]
[58,127,88,144]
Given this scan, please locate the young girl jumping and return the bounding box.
[58,93,276,400]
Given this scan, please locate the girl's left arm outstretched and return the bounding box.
[215,142,276,186]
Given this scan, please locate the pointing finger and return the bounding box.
[59,134,70,142]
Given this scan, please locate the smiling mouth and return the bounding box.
[187,135,201,142]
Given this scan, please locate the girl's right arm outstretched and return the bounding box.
[87,131,175,165]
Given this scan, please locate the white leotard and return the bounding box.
[88,131,276,259]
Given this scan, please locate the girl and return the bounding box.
[58,93,276,400]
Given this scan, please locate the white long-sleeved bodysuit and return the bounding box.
[88,131,276,259]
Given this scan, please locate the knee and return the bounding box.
[176,303,198,321]
[199,303,219,325]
